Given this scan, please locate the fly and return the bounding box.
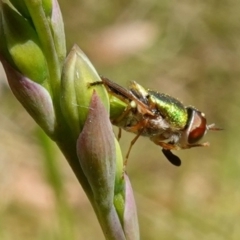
[91,77,221,166]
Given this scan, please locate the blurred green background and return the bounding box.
[0,0,240,239]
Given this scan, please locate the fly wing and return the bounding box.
[101,77,133,103]
[101,77,153,115]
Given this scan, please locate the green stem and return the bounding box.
[56,137,94,200]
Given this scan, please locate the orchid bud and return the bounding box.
[50,0,66,65]
[123,174,140,240]
[77,92,129,239]
[61,44,109,138]
[1,3,48,84]
[77,91,115,209]
[2,59,56,137]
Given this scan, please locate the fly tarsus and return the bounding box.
[162,149,181,167]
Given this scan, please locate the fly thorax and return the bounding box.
[147,91,188,129]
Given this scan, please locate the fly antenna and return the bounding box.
[207,123,223,131]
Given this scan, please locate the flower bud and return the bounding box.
[1,3,48,84]
[123,174,139,240]
[61,44,109,137]
[50,0,66,65]
[77,91,115,210]
[2,59,56,137]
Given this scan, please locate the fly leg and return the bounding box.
[117,128,122,141]
[122,130,142,173]
[125,130,142,160]
[124,118,148,169]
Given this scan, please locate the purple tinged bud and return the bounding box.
[50,0,66,65]
[123,174,140,240]
[2,59,56,137]
[77,93,130,240]
[113,144,140,240]
[77,91,115,209]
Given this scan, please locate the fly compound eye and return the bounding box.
[187,108,207,144]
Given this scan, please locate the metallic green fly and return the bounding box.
[93,77,221,166]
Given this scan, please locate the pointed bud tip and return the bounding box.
[77,91,116,208]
